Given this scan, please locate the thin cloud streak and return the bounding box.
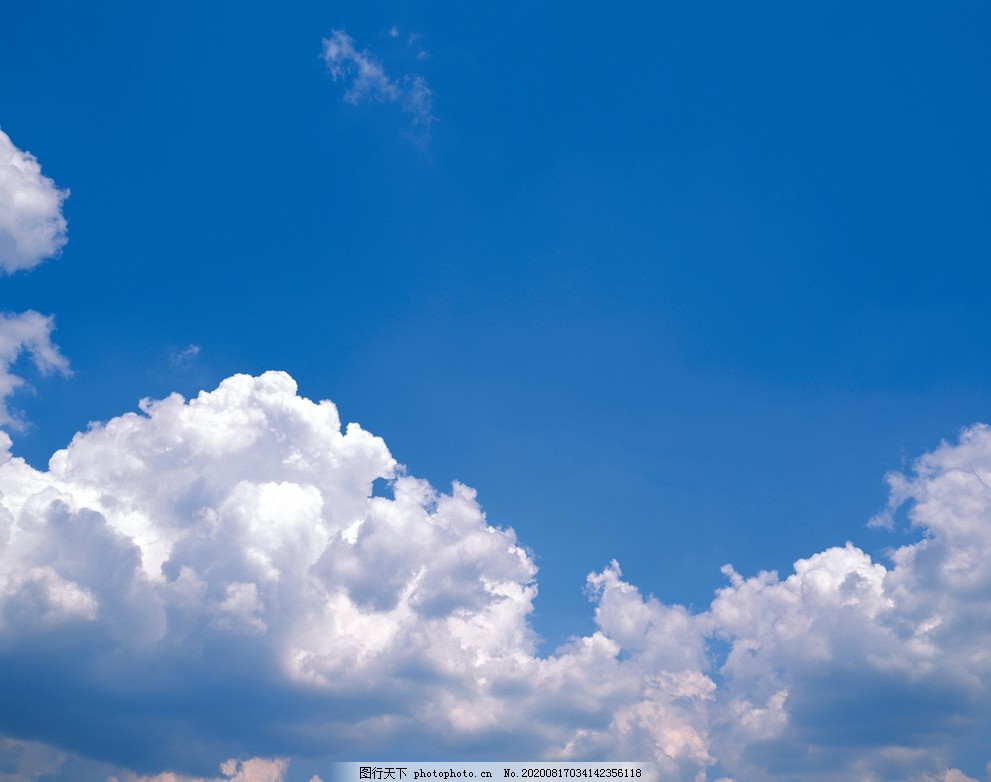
[322,30,435,136]
[169,344,201,367]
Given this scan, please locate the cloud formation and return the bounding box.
[0,129,70,427]
[0,373,990,780]
[169,344,201,367]
[0,129,68,273]
[0,310,70,428]
[0,738,291,782]
[111,757,292,782]
[322,30,434,133]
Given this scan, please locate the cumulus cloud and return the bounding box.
[322,30,435,133]
[702,425,991,781]
[0,128,68,273]
[0,372,710,778]
[1,373,991,780]
[0,130,70,427]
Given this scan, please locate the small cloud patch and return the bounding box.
[322,30,435,138]
[169,344,201,367]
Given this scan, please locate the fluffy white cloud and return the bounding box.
[322,31,435,132]
[0,128,68,273]
[705,425,991,781]
[0,310,70,428]
[0,373,712,779]
[1,373,991,781]
[0,129,70,426]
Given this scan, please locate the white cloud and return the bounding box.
[0,130,70,428]
[703,425,991,781]
[169,344,201,367]
[323,30,400,105]
[0,310,70,428]
[0,372,711,777]
[0,128,68,273]
[1,374,991,780]
[322,30,434,134]
[112,757,291,782]
[0,736,289,782]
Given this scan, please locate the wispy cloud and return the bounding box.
[1,372,991,779]
[0,128,68,274]
[169,343,201,367]
[321,30,435,136]
[0,310,70,429]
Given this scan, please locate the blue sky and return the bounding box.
[1,3,991,781]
